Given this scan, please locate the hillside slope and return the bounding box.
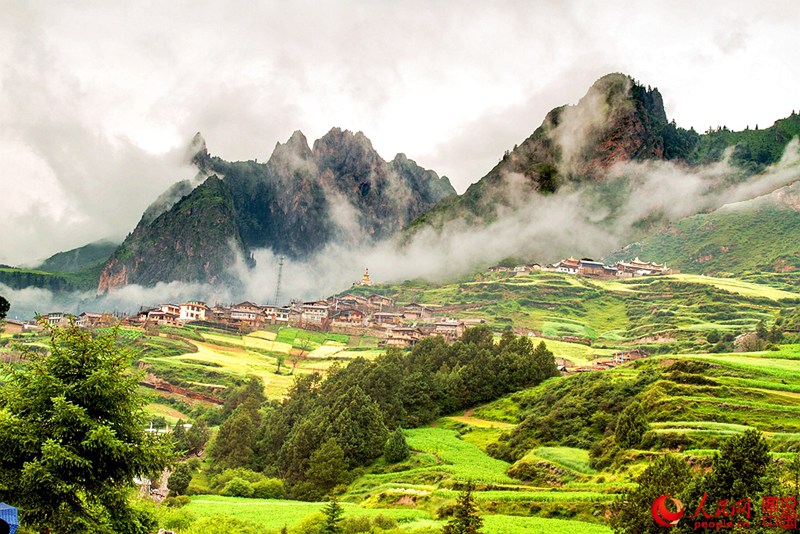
[605,181,800,275]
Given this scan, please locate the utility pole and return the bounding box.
[274,256,285,307]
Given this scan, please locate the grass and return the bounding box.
[395,427,516,484]
[483,515,612,533]
[185,495,431,530]
[528,447,598,475]
[144,402,190,424]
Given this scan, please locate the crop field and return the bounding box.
[145,402,189,424]
[185,495,433,530]
[398,427,516,484]
[528,447,597,475]
[482,514,612,533]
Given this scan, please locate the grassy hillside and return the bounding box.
[36,240,118,273]
[361,270,800,357]
[605,202,800,276]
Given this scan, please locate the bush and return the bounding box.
[159,507,196,531]
[252,478,286,499]
[164,495,191,507]
[371,514,398,530]
[184,516,264,534]
[342,515,372,533]
[210,468,265,493]
[220,477,255,498]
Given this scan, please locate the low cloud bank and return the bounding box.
[4,138,800,320]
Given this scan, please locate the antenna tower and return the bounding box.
[273,256,285,306]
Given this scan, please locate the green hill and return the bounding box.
[605,182,800,276]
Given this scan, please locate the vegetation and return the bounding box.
[442,482,483,534]
[0,323,173,533]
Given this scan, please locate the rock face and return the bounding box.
[98,130,455,292]
[98,176,247,293]
[406,73,694,232]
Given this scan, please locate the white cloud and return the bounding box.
[1,0,799,267]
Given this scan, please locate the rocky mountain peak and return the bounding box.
[186,131,210,169]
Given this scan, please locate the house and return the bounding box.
[160,304,181,316]
[368,294,395,309]
[44,312,68,326]
[143,308,182,327]
[301,303,329,325]
[275,307,290,324]
[434,320,466,342]
[614,257,670,276]
[402,303,436,321]
[76,312,111,328]
[578,260,605,277]
[554,258,580,274]
[611,349,649,364]
[385,326,424,348]
[2,319,27,334]
[330,308,366,326]
[373,312,404,327]
[487,265,511,273]
[179,301,208,322]
[513,265,532,273]
[230,307,262,328]
[262,305,279,323]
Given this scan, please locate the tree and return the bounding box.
[321,498,344,534]
[185,419,210,456]
[442,481,484,534]
[306,438,348,492]
[616,401,648,449]
[0,295,8,319]
[611,454,693,534]
[167,462,194,496]
[0,323,173,533]
[384,428,410,464]
[209,401,262,470]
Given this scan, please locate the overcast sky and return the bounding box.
[1,0,798,266]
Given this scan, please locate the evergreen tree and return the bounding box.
[321,498,344,534]
[611,454,693,534]
[442,481,484,534]
[615,400,648,449]
[167,461,194,496]
[172,419,188,454]
[384,428,410,463]
[0,323,172,533]
[331,385,388,465]
[209,401,262,470]
[0,295,8,319]
[306,438,348,491]
[185,419,210,456]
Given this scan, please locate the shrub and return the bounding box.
[252,478,286,499]
[184,516,264,534]
[164,495,191,507]
[220,477,255,498]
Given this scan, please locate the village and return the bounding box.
[4,258,669,367]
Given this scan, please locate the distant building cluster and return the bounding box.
[129,293,471,347]
[487,257,673,278]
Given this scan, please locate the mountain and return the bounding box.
[37,240,119,273]
[97,129,455,292]
[406,73,697,232]
[604,180,800,275]
[98,176,246,293]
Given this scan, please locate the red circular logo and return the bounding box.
[652,494,685,527]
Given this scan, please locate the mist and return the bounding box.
[6,133,798,321]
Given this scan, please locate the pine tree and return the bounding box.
[321,497,344,534]
[616,400,648,449]
[0,322,172,533]
[442,481,484,534]
[384,427,410,463]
